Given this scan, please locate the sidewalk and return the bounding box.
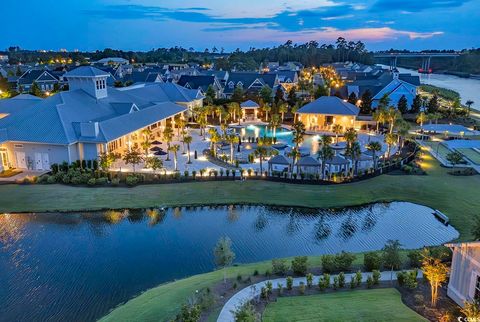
[217,270,423,322]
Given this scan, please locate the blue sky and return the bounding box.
[2,0,479,51]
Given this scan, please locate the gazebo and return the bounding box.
[268,154,291,173]
[297,156,321,174]
[240,100,260,121]
[323,155,350,177]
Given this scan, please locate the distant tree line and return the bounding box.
[2,38,373,70]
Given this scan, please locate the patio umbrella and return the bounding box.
[150,146,162,152]
[151,140,163,145]
[154,150,168,156]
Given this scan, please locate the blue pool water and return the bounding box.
[0,202,458,321]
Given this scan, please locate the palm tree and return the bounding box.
[291,121,306,173]
[366,141,382,170]
[428,112,442,125]
[278,103,288,122]
[228,102,240,122]
[465,100,474,117]
[385,107,401,134]
[372,109,385,133]
[269,114,281,139]
[416,112,427,130]
[396,119,411,150]
[224,134,238,163]
[208,128,221,157]
[182,135,193,164]
[215,105,225,124]
[254,137,272,173]
[262,103,271,121]
[291,102,300,122]
[343,127,357,148]
[384,133,398,159]
[169,144,180,171]
[175,114,186,137]
[345,141,361,177]
[317,135,334,179]
[332,124,342,144]
[163,125,174,161]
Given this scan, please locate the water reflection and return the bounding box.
[0,202,459,322]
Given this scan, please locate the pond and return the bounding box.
[0,202,458,321]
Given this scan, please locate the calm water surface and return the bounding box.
[0,202,458,321]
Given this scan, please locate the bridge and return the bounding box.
[373,52,460,73]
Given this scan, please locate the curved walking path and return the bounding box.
[217,270,422,322]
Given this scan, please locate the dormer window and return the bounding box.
[237,81,243,88]
[228,81,234,89]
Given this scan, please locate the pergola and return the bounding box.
[240,100,260,121]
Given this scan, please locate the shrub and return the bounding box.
[397,270,417,289]
[264,269,271,277]
[277,283,283,296]
[253,269,259,276]
[111,178,120,186]
[333,276,339,290]
[126,175,139,187]
[321,255,336,273]
[260,286,268,299]
[96,177,108,185]
[192,170,197,179]
[372,270,381,285]
[338,272,346,288]
[364,252,382,271]
[233,302,259,322]
[355,270,363,287]
[177,303,201,322]
[350,276,356,289]
[236,274,242,282]
[407,250,423,268]
[87,178,96,186]
[291,256,308,276]
[306,273,313,288]
[298,282,305,295]
[286,276,293,290]
[366,275,374,289]
[184,170,189,178]
[266,281,273,295]
[336,251,356,271]
[71,175,83,185]
[226,169,230,177]
[272,259,289,275]
[46,175,56,184]
[232,282,237,290]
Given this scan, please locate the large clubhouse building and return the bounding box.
[0,66,203,171]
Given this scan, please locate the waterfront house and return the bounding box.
[0,66,202,171]
[445,241,480,307]
[296,96,360,132]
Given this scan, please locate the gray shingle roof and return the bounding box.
[268,154,291,165]
[240,100,260,108]
[297,96,359,116]
[298,156,320,166]
[64,66,111,78]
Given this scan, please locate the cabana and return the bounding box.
[240,100,260,122]
[268,154,291,173]
[297,156,321,174]
[323,155,350,177]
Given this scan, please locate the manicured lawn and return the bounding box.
[0,151,477,241]
[457,148,480,165]
[262,288,426,322]
[99,253,405,322]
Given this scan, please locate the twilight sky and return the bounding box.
[3,0,479,51]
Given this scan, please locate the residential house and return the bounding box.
[16,69,60,93]
[177,75,223,98]
[95,57,129,65]
[202,70,229,87]
[346,69,420,109]
[223,72,278,99]
[445,241,480,307]
[0,66,202,171]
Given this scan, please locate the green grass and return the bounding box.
[457,148,480,165]
[0,152,477,241]
[99,253,403,322]
[422,141,453,160]
[262,288,426,322]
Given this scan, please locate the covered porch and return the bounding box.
[240,100,260,122]
[298,113,357,132]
